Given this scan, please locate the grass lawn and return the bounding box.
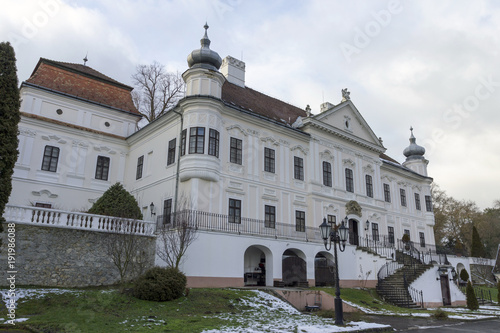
[0,288,256,332]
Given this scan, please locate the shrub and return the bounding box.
[133,267,187,302]
[466,280,479,310]
[88,182,142,219]
[460,269,469,283]
[402,234,410,243]
[432,308,448,319]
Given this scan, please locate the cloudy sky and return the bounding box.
[2,0,499,210]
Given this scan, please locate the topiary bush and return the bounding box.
[460,269,469,283]
[133,267,187,302]
[88,182,142,219]
[466,280,479,310]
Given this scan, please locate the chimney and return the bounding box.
[220,56,245,87]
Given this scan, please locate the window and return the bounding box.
[323,162,332,187]
[163,199,172,224]
[414,193,421,211]
[295,210,305,232]
[180,129,187,156]
[228,199,241,224]
[294,156,304,180]
[264,148,275,173]
[230,137,242,164]
[400,189,407,207]
[35,202,52,208]
[189,127,205,154]
[265,205,276,228]
[383,183,391,202]
[95,156,110,181]
[208,129,219,157]
[388,226,395,244]
[372,223,379,242]
[327,215,336,225]
[167,138,176,165]
[136,155,144,180]
[345,168,354,193]
[41,145,60,172]
[419,232,426,247]
[365,175,373,198]
[425,195,433,212]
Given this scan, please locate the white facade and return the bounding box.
[7,31,440,293]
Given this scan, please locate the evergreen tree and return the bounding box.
[0,42,21,230]
[459,269,469,283]
[88,183,143,220]
[471,225,487,258]
[466,280,479,310]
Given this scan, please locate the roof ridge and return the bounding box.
[37,58,133,90]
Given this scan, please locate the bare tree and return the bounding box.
[131,61,185,122]
[105,220,151,284]
[157,208,198,270]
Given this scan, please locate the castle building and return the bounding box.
[6,25,442,294]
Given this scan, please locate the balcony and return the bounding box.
[4,205,156,236]
[156,210,323,243]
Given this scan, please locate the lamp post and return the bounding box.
[150,202,156,216]
[319,216,349,326]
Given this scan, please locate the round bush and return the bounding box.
[133,267,187,302]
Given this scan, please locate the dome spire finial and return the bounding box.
[186,23,222,70]
[201,22,211,48]
[403,126,425,160]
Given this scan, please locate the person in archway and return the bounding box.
[258,259,266,286]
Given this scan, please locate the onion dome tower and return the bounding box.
[402,127,429,176]
[179,23,225,185]
[183,23,225,98]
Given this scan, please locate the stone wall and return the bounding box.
[0,223,155,287]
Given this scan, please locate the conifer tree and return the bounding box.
[471,225,487,258]
[0,42,21,230]
[466,280,479,310]
[459,269,469,283]
[88,183,143,220]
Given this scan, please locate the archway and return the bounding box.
[282,249,307,287]
[244,245,272,286]
[314,252,335,286]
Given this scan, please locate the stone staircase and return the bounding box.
[376,251,433,308]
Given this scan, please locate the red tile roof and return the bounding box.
[221,81,307,125]
[25,58,140,116]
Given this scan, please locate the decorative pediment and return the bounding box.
[32,189,58,198]
[94,145,116,155]
[19,127,37,138]
[320,150,334,161]
[73,140,89,148]
[368,212,381,222]
[226,124,248,136]
[260,136,279,146]
[290,145,309,155]
[41,134,66,144]
[323,204,339,215]
[363,164,375,174]
[346,200,362,217]
[343,158,356,167]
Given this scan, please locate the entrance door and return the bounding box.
[314,254,335,286]
[349,220,359,246]
[440,275,451,305]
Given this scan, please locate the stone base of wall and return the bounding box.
[0,223,155,287]
[187,276,244,288]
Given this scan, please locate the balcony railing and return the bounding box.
[156,210,323,243]
[4,205,156,236]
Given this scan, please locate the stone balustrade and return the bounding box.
[4,205,156,236]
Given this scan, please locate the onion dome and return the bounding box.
[403,127,426,160]
[187,23,222,71]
